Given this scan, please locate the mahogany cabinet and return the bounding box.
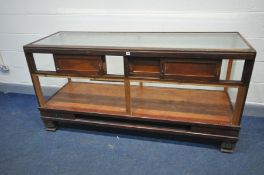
[24,32,256,153]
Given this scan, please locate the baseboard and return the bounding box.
[243,103,264,118]
[0,82,59,97]
[0,82,263,117]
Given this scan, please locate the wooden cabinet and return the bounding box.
[127,57,160,77]
[54,54,106,75]
[161,59,222,81]
[24,32,256,153]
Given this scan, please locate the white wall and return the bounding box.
[0,0,263,104]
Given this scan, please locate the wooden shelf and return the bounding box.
[44,82,233,125]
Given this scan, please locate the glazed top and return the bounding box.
[29,31,254,52]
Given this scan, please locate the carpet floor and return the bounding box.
[0,92,264,175]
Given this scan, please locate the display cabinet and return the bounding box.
[24,32,256,153]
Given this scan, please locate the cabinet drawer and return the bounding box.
[162,59,222,81]
[127,57,160,77]
[54,54,106,75]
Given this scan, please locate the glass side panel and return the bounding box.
[32,32,251,51]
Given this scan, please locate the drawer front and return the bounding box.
[162,59,222,81]
[54,54,106,75]
[127,57,160,77]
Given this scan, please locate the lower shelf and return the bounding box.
[44,82,233,126]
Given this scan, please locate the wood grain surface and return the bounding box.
[44,82,233,125]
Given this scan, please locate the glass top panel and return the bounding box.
[32,32,251,51]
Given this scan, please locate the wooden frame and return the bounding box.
[53,54,107,75]
[24,32,256,153]
[161,58,222,81]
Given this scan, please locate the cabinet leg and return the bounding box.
[220,141,236,153]
[42,119,57,132]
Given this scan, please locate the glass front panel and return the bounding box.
[32,32,251,51]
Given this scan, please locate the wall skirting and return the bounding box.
[0,82,59,97]
[0,82,263,117]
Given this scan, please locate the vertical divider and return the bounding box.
[233,86,247,124]
[124,78,132,114]
[24,52,37,73]
[123,56,132,114]
[232,59,255,125]
[24,51,46,107]
[224,59,233,92]
[32,74,46,107]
